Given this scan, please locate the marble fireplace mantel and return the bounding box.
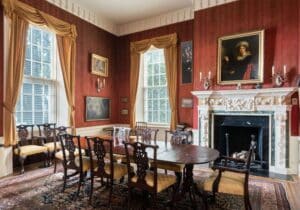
[191,87,298,175]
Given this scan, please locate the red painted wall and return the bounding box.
[116,21,194,126]
[0,0,119,132]
[193,0,300,135]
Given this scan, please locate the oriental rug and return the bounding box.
[0,167,290,210]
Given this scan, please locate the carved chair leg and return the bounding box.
[108,179,114,205]
[19,156,25,174]
[89,174,94,204]
[244,193,252,210]
[53,158,57,173]
[62,167,67,192]
[77,171,83,196]
[175,171,182,190]
[127,187,132,209]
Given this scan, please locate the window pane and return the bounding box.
[44,96,49,110]
[153,100,158,110]
[43,64,51,79]
[153,75,159,86]
[34,84,43,95]
[43,32,51,48]
[159,63,165,74]
[35,112,44,124]
[34,95,43,110]
[23,95,32,111]
[32,62,42,77]
[159,74,166,85]
[23,112,33,124]
[25,46,31,60]
[153,89,158,98]
[16,100,21,112]
[44,112,49,123]
[15,112,21,123]
[24,60,31,76]
[147,100,152,109]
[153,111,158,122]
[147,76,153,86]
[147,64,153,75]
[32,46,41,62]
[23,83,32,94]
[160,111,166,123]
[42,48,51,63]
[32,28,41,45]
[44,85,49,95]
[154,64,159,74]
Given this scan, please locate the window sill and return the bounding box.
[147,123,170,129]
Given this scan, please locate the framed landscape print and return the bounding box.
[85,96,110,121]
[217,30,264,85]
[91,54,108,77]
[181,41,193,84]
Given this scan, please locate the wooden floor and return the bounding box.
[285,175,300,210]
[6,163,300,210]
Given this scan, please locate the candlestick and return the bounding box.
[208,71,211,79]
[199,72,202,81]
[272,65,275,76]
[283,65,286,76]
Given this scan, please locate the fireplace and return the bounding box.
[192,87,298,175]
[213,114,270,172]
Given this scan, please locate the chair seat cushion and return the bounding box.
[103,163,128,180]
[131,171,177,193]
[44,142,61,152]
[14,145,48,157]
[75,156,95,172]
[151,161,184,173]
[55,149,84,160]
[203,171,246,196]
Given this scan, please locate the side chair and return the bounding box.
[58,134,90,195]
[86,136,128,205]
[14,124,48,174]
[123,141,177,208]
[200,140,257,210]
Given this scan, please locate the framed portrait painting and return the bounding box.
[181,41,193,84]
[85,96,110,121]
[217,30,264,85]
[91,54,108,77]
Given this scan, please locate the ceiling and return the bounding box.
[71,0,193,25]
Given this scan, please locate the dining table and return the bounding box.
[80,135,219,208]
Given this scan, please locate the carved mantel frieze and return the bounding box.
[192,87,297,112]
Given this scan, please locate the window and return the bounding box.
[140,48,170,125]
[15,25,58,125]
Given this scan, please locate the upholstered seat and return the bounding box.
[75,155,97,172]
[14,145,48,157]
[203,171,245,195]
[44,142,61,152]
[102,163,128,180]
[131,170,177,193]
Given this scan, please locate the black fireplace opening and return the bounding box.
[213,115,269,173]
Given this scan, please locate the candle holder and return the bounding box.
[271,65,287,87]
[97,77,105,92]
[199,71,212,90]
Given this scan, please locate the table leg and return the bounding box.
[170,164,199,208]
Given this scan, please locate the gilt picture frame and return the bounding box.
[217,30,264,85]
[91,54,108,77]
[85,96,110,121]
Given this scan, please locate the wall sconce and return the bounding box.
[199,71,212,90]
[271,65,287,87]
[97,77,105,92]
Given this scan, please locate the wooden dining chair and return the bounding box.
[200,140,256,210]
[123,141,177,208]
[57,134,89,195]
[53,126,70,173]
[86,136,128,205]
[14,124,48,173]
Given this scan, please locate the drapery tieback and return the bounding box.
[71,105,75,111]
[3,102,13,113]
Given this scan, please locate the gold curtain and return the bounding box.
[130,33,178,129]
[3,14,28,146]
[2,0,77,146]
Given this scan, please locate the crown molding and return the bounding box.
[194,0,238,11]
[117,7,194,36]
[46,0,118,35]
[46,0,239,36]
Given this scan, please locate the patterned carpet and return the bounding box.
[0,166,291,210]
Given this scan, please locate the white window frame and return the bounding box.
[136,47,170,127]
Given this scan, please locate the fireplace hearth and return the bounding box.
[213,114,270,173]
